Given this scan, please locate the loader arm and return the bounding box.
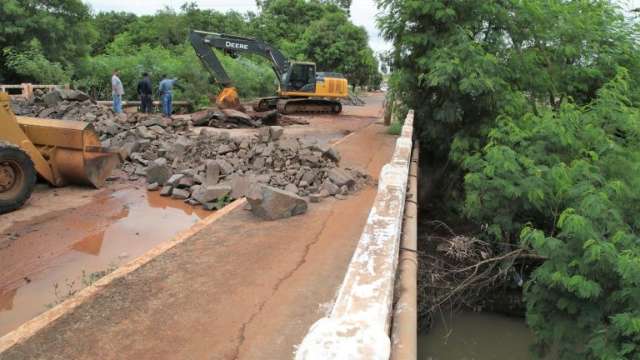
[189,30,289,87]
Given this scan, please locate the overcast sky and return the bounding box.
[83,0,391,53]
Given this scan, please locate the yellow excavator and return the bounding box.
[190,30,349,114]
[0,92,119,214]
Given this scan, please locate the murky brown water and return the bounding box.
[419,312,536,360]
[0,188,209,336]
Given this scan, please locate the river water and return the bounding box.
[419,312,537,360]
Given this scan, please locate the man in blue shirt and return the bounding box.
[158,75,180,117]
[111,69,124,113]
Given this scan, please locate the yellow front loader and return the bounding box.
[0,92,119,214]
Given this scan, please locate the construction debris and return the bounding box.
[10,89,307,135]
[247,184,308,220]
[10,89,372,213]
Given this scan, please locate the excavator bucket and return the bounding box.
[15,116,119,188]
[215,86,241,110]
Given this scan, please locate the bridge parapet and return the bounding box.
[296,110,416,360]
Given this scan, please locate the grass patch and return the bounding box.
[388,121,403,135]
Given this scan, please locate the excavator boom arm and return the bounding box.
[189,30,289,86]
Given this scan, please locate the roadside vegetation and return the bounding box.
[0,0,382,106]
[379,0,640,358]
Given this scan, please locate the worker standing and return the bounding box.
[159,75,180,117]
[111,70,124,114]
[137,73,153,113]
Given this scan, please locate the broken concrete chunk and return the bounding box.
[136,125,156,139]
[323,147,341,163]
[177,176,195,188]
[205,159,221,186]
[216,159,234,175]
[169,136,193,160]
[328,168,356,187]
[230,174,256,199]
[277,138,299,152]
[222,108,253,122]
[322,179,340,195]
[160,185,173,196]
[284,183,299,194]
[246,184,308,220]
[167,173,185,186]
[171,188,191,200]
[146,163,171,185]
[269,126,284,141]
[192,184,232,204]
[42,91,63,107]
[257,127,271,142]
[147,182,160,191]
[148,125,166,135]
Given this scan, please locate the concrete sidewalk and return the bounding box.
[0,120,395,360]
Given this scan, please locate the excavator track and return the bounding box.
[276,98,342,115]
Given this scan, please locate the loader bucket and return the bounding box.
[15,117,119,188]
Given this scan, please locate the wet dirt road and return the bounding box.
[0,92,392,359]
[0,185,208,336]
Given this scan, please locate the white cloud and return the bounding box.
[83,0,391,53]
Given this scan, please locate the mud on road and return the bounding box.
[0,93,386,339]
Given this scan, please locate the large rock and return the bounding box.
[145,159,171,184]
[59,89,91,102]
[230,174,256,199]
[322,179,340,195]
[42,91,63,107]
[328,168,355,187]
[216,159,234,175]
[192,184,232,203]
[205,160,221,186]
[168,136,192,160]
[171,188,191,200]
[269,126,284,141]
[247,184,308,220]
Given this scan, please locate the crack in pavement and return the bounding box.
[230,206,336,360]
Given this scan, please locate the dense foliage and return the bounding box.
[1,0,381,104]
[379,0,640,358]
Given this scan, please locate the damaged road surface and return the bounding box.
[0,92,393,360]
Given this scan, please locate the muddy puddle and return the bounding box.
[0,188,209,336]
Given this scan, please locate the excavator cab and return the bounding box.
[282,62,317,93]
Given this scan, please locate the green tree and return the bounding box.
[0,0,96,82]
[379,0,640,357]
[91,11,138,55]
[298,11,378,87]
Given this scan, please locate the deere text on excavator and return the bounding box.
[189,30,348,114]
[0,92,119,214]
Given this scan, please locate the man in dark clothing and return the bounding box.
[137,73,153,113]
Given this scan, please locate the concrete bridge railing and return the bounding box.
[0,83,69,99]
[296,110,416,359]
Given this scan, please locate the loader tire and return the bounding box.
[0,142,37,214]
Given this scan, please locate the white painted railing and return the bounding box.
[0,83,69,99]
[296,110,415,359]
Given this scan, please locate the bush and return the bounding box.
[387,121,402,135]
[4,40,70,84]
[463,71,640,358]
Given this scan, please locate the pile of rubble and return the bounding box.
[126,125,371,216]
[11,89,372,218]
[10,89,307,137]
